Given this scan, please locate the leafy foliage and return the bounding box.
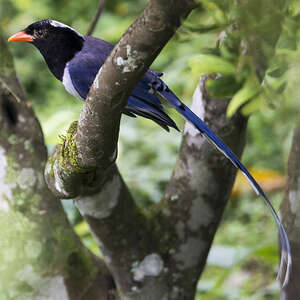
[187,0,300,118]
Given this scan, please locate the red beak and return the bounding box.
[8,31,33,42]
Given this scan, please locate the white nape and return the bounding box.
[49,20,83,38]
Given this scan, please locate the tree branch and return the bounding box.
[158,77,248,296]
[86,0,107,36]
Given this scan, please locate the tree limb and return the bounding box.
[159,77,248,296]
[86,0,107,36]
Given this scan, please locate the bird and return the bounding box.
[8,19,291,285]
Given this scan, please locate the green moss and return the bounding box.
[15,281,34,294]
[59,121,91,173]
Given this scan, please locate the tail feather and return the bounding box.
[158,89,291,287]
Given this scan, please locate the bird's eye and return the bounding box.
[35,29,44,38]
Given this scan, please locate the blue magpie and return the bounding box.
[8,20,291,285]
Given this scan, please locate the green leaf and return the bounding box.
[241,94,264,115]
[227,74,260,117]
[276,81,287,94]
[267,65,288,78]
[189,54,236,76]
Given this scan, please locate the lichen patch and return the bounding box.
[289,190,297,214]
[116,56,125,66]
[174,238,207,270]
[0,147,12,207]
[35,275,70,300]
[92,67,102,91]
[114,44,139,73]
[131,253,164,282]
[289,185,300,227]
[8,134,19,145]
[17,168,36,190]
[75,174,121,219]
[188,199,214,230]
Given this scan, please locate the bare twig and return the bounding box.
[86,0,107,36]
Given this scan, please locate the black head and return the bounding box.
[8,20,85,80]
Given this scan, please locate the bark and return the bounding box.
[280,120,300,300]
[0,31,114,300]
[159,78,248,297]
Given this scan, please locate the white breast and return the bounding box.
[62,65,83,100]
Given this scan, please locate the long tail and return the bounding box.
[158,87,291,287]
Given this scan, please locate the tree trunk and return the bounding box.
[0,30,114,300]
[281,119,300,300]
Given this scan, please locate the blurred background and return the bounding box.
[1,0,300,298]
